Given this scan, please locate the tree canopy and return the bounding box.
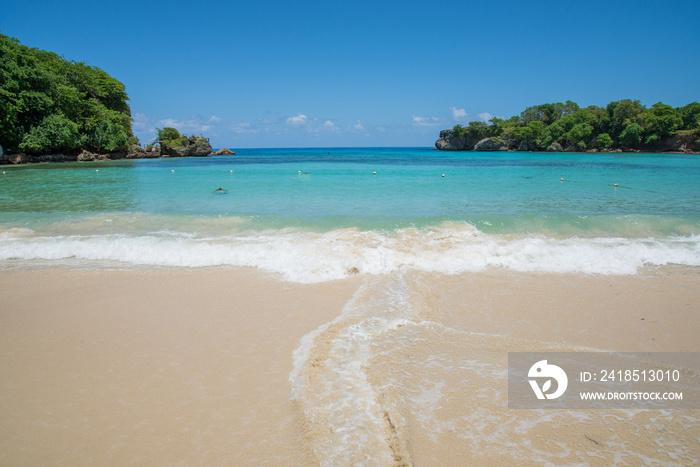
[449,99,700,152]
[155,127,207,148]
[0,33,133,154]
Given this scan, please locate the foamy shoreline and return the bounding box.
[2,220,699,283]
[1,266,698,465]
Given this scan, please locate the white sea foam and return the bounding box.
[0,222,698,282]
[290,272,419,465]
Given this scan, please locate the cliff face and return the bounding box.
[435,130,508,151]
[435,129,481,150]
[653,131,700,153]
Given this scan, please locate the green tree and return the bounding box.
[619,123,643,147]
[585,105,611,134]
[678,102,700,130]
[608,99,645,139]
[19,114,80,153]
[512,121,545,148]
[0,33,133,154]
[644,102,682,144]
[554,101,579,118]
[467,121,490,140]
[86,120,128,152]
[572,108,597,127]
[157,127,181,142]
[565,123,594,149]
[596,133,613,148]
[521,103,558,125]
[488,117,506,137]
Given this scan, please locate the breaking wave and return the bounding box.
[1,220,698,282]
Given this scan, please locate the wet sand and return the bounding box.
[0,267,698,465]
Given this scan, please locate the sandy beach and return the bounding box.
[1,266,698,465]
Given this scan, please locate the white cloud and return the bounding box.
[286,113,308,125]
[451,107,467,119]
[158,118,178,128]
[449,107,495,123]
[228,122,259,134]
[352,120,365,132]
[209,115,222,123]
[258,117,280,124]
[132,113,156,134]
[323,120,338,131]
[156,116,215,134]
[412,115,443,126]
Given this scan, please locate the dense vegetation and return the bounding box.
[156,127,206,148]
[0,33,133,155]
[451,100,700,151]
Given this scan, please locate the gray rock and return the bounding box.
[518,141,533,151]
[161,138,213,157]
[211,148,236,155]
[474,137,508,151]
[435,129,480,150]
[656,131,700,153]
[564,144,586,152]
[77,150,98,161]
[547,142,563,152]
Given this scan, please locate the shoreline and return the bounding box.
[1,265,698,464]
[2,147,699,166]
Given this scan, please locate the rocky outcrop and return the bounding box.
[564,144,585,152]
[161,138,213,158]
[76,150,118,161]
[654,131,700,153]
[0,136,220,165]
[474,137,509,151]
[435,129,481,150]
[547,142,563,152]
[211,148,236,155]
[0,153,79,164]
[125,144,160,159]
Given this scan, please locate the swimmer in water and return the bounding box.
[214,187,228,194]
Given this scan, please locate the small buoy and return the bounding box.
[95,169,99,172]
[171,169,174,173]
[2,171,5,175]
[442,174,445,178]
[560,178,564,181]
[373,171,376,175]
[614,183,618,187]
[230,170,233,173]
[298,170,301,174]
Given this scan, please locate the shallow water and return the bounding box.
[1,149,698,281]
[290,270,700,465]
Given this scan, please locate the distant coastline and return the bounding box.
[435,100,700,155]
[0,34,230,165]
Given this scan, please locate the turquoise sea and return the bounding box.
[0,147,699,281]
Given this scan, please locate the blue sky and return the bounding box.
[2,0,699,148]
